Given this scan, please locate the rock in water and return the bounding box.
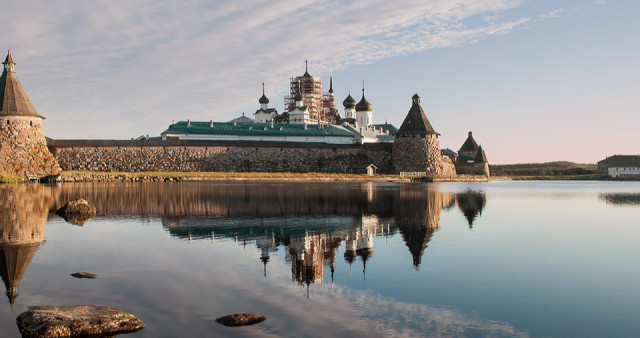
[56,199,97,226]
[70,272,97,279]
[215,313,266,327]
[16,305,144,337]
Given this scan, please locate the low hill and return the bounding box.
[490,161,598,177]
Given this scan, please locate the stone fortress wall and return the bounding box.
[49,140,394,174]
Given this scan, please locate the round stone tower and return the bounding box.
[393,94,454,176]
[0,50,60,179]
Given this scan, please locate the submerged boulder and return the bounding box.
[215,313,266,327]
[70,272,97,279]
[16,305,144,337]
[56,199,97,226]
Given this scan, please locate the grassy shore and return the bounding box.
[490,161,597,177]
[0,174,20,184]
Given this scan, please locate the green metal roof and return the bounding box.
[373,123,398,135]
[162,121,356,137]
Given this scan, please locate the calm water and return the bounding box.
[1,181,639,337]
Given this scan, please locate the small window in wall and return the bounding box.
[6,120,9,125]
[30,121,33,127]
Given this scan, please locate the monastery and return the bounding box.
[0,52,491,178]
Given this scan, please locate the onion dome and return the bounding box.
[294,92,302,102]
[343,93,356,109]
[258,83,269,104]
[355,88,372,112]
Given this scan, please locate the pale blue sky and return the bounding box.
[0,0,637,163]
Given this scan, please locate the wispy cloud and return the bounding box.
[595,0,607,5]
[0,0,531,138]
[539,8,565,19]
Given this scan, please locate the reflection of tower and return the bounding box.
[356,215,376,280]
[255,232,277,278]
[323,236,342,283]
[0,185,56,309]
[393,187,448,269]
[456,191,487,228]
[0,244,39,308]
[343,232,357,270]
[288,232,324,286]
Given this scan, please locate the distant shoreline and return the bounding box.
[4,171,635,184]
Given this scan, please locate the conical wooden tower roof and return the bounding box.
[459,131,479,153]
[397,94,438,135]
[0,50,44,119]
[475,145,487,163]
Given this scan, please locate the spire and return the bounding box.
[396,94,438,135]
[303,60,311,77]
[0,51,43,118]
[294,80,302,102]
[328,71,334,94]
[3,50,15,72]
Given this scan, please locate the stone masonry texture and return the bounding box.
[53,144,393,174]
[392,134,456,176]
[0,116,60,177]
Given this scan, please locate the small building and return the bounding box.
[603,155,640,178]
[454,131,490,177]
[349,163,378,176]
[598,155,640,173]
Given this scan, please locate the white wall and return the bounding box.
[608,166,640,178]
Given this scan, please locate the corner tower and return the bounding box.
[0,50,60,178]
[392,94,454,176]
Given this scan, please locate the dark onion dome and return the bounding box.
[343,94,356,109]
[294,92,302,102]
[258,82,269,104]
[355,88,372,112]
[396,94,438,135]
[459,131,479,153]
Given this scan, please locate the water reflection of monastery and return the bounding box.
[0,183,490,305]
[151,185,489,285]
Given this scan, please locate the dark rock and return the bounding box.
[215,313,266,327]
[16,305,144,337]
[70,272,97,279]
[56,199,97,226]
